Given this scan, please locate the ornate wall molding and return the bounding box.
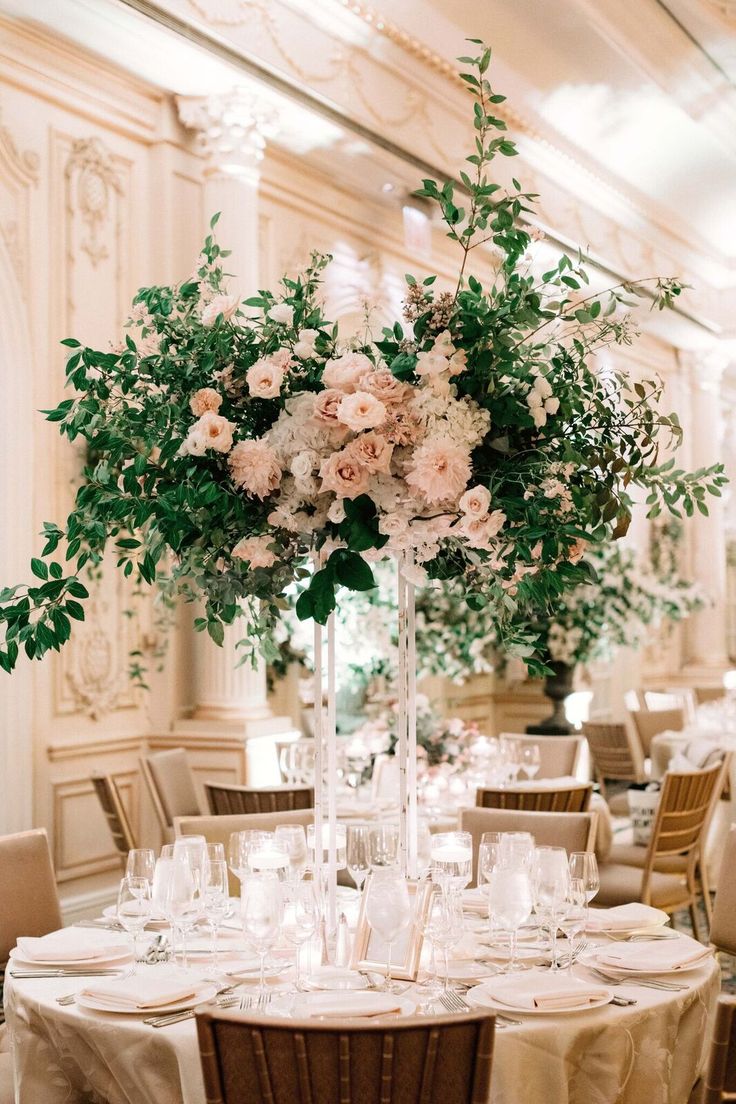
[0,102,39,298]
[64,138,122,267]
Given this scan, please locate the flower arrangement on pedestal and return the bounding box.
[351,693,480,770]
[0,43,725,677]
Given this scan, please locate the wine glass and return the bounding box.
[560,877,587,974]
[478,832,502,943]
[569,851,599,937]
[279,743,295,784]
[117,876,152,973]
[499,832,535,870]
[241,874,283,994]
[430,831,472,893]
[521,745,541,780]
[173,835,207,894]
[163,856,198,969]
[500,737,522,784]
[206,842,226,865]
[248,838,290,880]
[533,847,571,970]
[228,830,271,884]
[368,824,400,870]
[125,848,155,885]
[365,870,412,992]
[275,825,309,885]
[282,881,318,992]
[488,865,532,972]
[425,888,463,994]
[202,858,229,964]
[347,825,371,891]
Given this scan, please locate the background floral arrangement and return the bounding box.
[350,693,479,769]
[0,43,725,676]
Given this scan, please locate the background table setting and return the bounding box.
[3,825,720,1104]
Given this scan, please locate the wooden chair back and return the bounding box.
[630,708,685,757]
[91,773,136,865]
[0,828,62,965]
[694,687,726,706]
[701,996,736,1103]
[496,733,583,779]
[204,782,314,816]
[583,721,645,791]
[196,1008,495,1104]
[476,783,592,813]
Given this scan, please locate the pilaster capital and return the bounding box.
[176,89,278,179]
[679,343,733,393]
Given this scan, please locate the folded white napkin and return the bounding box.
[298,992,404,1018]
[483,973,609,1011]
[16,930,129,963]
[585,904,667,932]
[596,936,711,972]
[81,975,198,1010]
[460,888,489,916]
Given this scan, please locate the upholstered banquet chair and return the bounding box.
[90,773,137,867]
[709,825,736,956]
[0,828,62,967]
[582,721,647,811]
[630,707,685,758]
[595,759,726,939]
[204,782,314,816]
[196,1008,495,1104]
[460,807,598,888]
[475,782,592,813]
[497,733,584,779]
[140,748,204,840]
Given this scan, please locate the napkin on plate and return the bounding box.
[585,904,667,932]
[298,992,404,1018]
[483,973,609,1011]
[16,930,129,962]
[80,975,198,1010]
[596,936,711,972]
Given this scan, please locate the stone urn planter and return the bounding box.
[526,661,574,736]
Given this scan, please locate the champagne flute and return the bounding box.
[164,856,198,969]
[478,832,502,943]
[274,825,309,885]
[282,881,318,992]
[365,871,411,992]
[569,851,599,937]
[125,848,155,885]
[368,824,400,870]
[202,858,229,965]
[533,847,570,970]
[560,877,587,974]
[241,874,283,994]
[117,876,152,973]
[346,825,371,891]
[488,865,532,972]
[521,745,541,780]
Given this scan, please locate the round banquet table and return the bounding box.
[3,928,720,1104]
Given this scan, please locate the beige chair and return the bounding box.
[140,749,204,840]
[596,760,725,939]
[0,828,62,967]
[196,1008,495,1104]
[177,809,316,895]
[91,773,136,866]
[205,782,314,816]
[694,687,726,706]
[461,807,598,888]
[630,708,685,758]
[476,782,592,813]
[689,996,736,1103]
[709,826,736,956]
[498,733,583,779]
[583,721,647,813]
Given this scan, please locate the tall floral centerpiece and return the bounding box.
[0,45,725,892]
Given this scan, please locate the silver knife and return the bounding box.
[10,969,125,978]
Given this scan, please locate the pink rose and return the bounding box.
[322,352,373,393]
[319,450,371,499]
[187,411,234,454]
[246,356,285,399]
[336,391,387,432]
[201,293,239,327]
[229,439,282,499]
[458,510,506,549]
[190,387,222,416]
[344,432,393,474]
[459,485,491,517]
[405,436,472,505]
[359,367,413,406]
[232,535,277,569]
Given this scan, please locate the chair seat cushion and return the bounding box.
[607,843,687,874]
[596,862,689,909]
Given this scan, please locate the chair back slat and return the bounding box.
[91,773,136,862]
[476,783,592,813]
[0,828,62,965]
[648,761,724,861]
[195,1010,495,1104]
[582,722,645,787]
[205,782,314,816]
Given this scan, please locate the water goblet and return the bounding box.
[241,874,283,994]
[521,745,541,779]
[162,856,198,969]
[125,848,155,885]
[282,881,318,992]
[425,888,463,994]
[117,876,152,973]
[488,865,532,972]
[275,825,309,885]
[569,851,599,937]
[228,830,271,884]
[365,870,412,993]
[430,831,472,893]
[368,824,400,870]
[533,846,571,970]
[202,858,229,965]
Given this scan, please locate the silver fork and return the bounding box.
[256,991,272,1012]
[440,990,471,1013]
[587,967,687,992]
[146,994,239,1028]
[239,993,255,1011]
[56,993,77,1006]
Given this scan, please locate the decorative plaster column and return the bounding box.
[174,91,295,764]
[682,349,730,674]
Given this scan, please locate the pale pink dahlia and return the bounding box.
[405,436,472,505]
[229,439,282,499]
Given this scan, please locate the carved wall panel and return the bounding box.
[0,105,38,300]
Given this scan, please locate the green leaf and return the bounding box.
[207,620,224,646]
[335,551,375,592]
[30,558,48,581]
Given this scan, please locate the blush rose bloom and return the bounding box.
[312,388,350,434]
[319,451,371,499]
[232,535,277,569]
[459,485,492,517]
[246,356,285,399]
[344,432,393,474]
[405,436,472,505]
[336,391,387,433]
[359,367,413,406]
[201,293,239,327]
[322,351,373,393]
[229,439,282,499]
[190,387,222,416]
[294,328,319,358]
[268,303,294,326]
[187,411,234,454]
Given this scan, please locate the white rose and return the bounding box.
[459,485,491,517]
[526,390,543,409]
[290,450,318,480]
[294,328,319,358]
[534,375,553,399]
[246,357,285,399]
[327,500,346,524]
[336,391,387,432]
[545,397,560,415]
[401,562,429,587]
[531,407,547,429]
[201,293,239,327]
[268,303,295,326]
[323,352,373,393]
[378,512,409,537]
[184,427,207,456]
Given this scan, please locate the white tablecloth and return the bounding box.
[4,930,720,1104]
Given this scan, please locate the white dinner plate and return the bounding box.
[10,948,134,970]
[466,980,613,1016]
[290,992,417,1018]
[303,968,370,991]
[438,962,497,982]
[579,947,711,976]
[76,982,218,1015]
